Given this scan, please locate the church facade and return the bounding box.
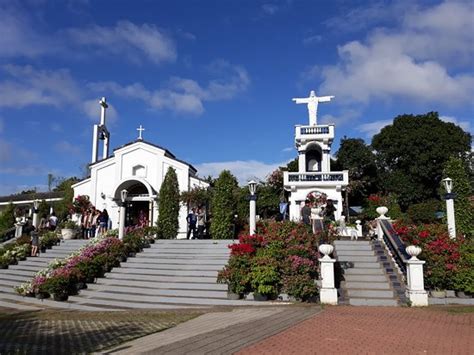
[284,91,349,221]
[72,98,208,239]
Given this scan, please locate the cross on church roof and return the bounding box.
[137,125,145,140]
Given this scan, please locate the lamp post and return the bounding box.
[32,199,40,228]
[118,189,128,240]
[442,177,456,239]
[248,180,257,236]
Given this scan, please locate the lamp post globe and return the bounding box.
[248,180,257,195]
[442,177,453,193]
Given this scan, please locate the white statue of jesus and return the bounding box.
[293,90,335,126]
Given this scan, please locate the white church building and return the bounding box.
[284,91,349,221]
[72,98,208,239]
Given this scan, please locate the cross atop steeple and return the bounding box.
[137,125,145,140]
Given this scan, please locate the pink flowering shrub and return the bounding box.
[218,220,320,301]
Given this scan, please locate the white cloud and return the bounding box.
[0,139,12,162]
[82,99,118,123]
[90,60,250,115]
[358,119,392,137]
[440,115,471,133]
[282,147,293,152]
[318,1,474,106]
[55,140,82,155]
[195,160,286,185]
[67,20,176,64]
[0,65,82,108]
[303,35,322,46]
[262,4,279,15]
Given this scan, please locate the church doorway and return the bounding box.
[125,201,149,227]
[114,178,156,228]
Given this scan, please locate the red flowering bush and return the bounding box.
[70,195,92,214]
[218,220,320,301]
[393,221,469,291]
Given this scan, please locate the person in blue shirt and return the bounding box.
[186,208,197,239]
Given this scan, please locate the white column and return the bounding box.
[298,152,306,173]
[91,124,99,164]
[355,220,362,237]
[405,246,428,306]
[32,210,39,229]
[446,198,456,239]
[15,218,24,238]
[118,204,126,240]
[321,150,330,172]
[318,244,337,305]
[102,133,109,160]
[249,197,256,236]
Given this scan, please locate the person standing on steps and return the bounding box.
[186,208,197,239]
[197,207,206,239]
[301,200,312,226]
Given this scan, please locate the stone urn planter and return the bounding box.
[61,229,75,240]
[430,290,446,298]
[53,292,68,302]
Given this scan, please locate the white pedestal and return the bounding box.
[405,259,428,307]
[319,257,337,305]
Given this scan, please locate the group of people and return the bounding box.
[301,199,336,226]
[186,207,206,239]
[80,207,109,239]
[38,212,59,231]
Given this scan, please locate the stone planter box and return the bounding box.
[61,229,76,240]
[430,290,446,298]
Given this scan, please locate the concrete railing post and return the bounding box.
[376,206,389,241]
[318,244,338,305]
[405,245,428,307]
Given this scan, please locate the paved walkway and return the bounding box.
[239,306,474,355]
[106,305,320,354]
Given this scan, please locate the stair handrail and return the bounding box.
[375,207,410,275]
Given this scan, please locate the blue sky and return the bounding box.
[0,0,473,194]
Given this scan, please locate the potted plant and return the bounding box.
[249,257,280,301]
[217,256,251,300]
[60,220,78,240]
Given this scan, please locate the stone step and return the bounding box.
[151,244,232,249]
[344,268,385,275]
[9,265,45,272]
[143,249,229,254]
[347,289,395,298]
[350,262,382,269]
[139,253,229,258]
[0,285,16,293]
[349,298,398,306]
[0,299,42,310]
[154,240,235,245]
[96,278,227,291]
[344,275,388,282]
[104,273,217,284]
[110,268,218,277]
[0,279,22,287]
[0,292,112,311]
[18,259,50,267]
[344,282,391,290]
[334,240,370,245]
[119,263,223,271]
[85,285,228,299]
[337,255,378,262]
[0,269,36,277]
[68,296,209,310]
[334,244,372,251]
[74,290,269,306]
[0,273,31,282]
[137,254,229,261]
[336,250,375,256]
[126,258,227,266]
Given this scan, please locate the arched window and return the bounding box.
[306,145,322,172]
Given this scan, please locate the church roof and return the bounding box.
[0,191,64,203]
[89,139,197,173]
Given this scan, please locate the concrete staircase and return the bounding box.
[68,239,268,309]
[0,239,104,311]
[334,239,401,306]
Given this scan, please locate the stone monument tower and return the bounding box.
[284,90,349,222]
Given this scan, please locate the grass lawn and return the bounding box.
[0,308,204,353]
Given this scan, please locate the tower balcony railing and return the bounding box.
[283,170,349,187]
[295,124,334,142]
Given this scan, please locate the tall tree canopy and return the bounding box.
[210,170,238,239]
[157,167,180,239]
[334,137,378,205]
[372,112,471,209]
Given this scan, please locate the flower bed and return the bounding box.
[217,220,324,302]
[393,222,473,294]
[15,227,154,300]
[0,236,32,268]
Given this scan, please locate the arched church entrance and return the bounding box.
[114,179,156,228]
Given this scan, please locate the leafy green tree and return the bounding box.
[372,112,471,209]
[53,177,80,219]
[38,200,50,218]
[286,158,298,172]
[0,203,16,231]
[157,167,180,239]
[180,186,211,208]
[334,137,378,205]
[210,170,238,239]
[442,157,474,237]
